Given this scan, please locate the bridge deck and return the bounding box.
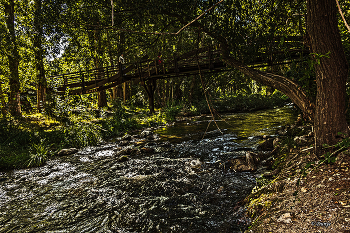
[47,45,307,95]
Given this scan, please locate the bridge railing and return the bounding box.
[48,65,122,92]
[47,47,223,94]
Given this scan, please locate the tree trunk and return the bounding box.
[98,91,107,108]
[88,27,107,108]
[4,0,21,116]
[188,76,196,104]
[220,42,315,120]
[141,78,157,114]
[0,83,7,116]
[33,0,47,113]
[307,0,349,150]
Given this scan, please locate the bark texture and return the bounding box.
[307,0,349,149]
[5,0,21,116]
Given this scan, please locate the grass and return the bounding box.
[0,105,168,170]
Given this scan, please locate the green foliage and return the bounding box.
[194,92,290,114]
[142,112,167,127]
[0,118,36,169]
[101,100,140,138]
[0,119,34,149]
[164,104,182,121]
[0,152,30,170]
[63,121,102,148]
[27,139,50,167]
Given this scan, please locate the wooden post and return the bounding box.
[81,71,85,94]
[138,61,142,79]
[174,53,179,75]
[63,75,67,95]
[155,59,158,75]
[106,66,110,82]
[123,82,126,103]
[208,47,213,70]
[119,62,123,77]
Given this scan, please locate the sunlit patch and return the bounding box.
[90,150,114,158]
[80,157,92,163]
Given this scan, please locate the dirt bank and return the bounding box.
[244,125,350,233]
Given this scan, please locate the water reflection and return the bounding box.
[156,106,297,143]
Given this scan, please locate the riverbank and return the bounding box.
[0,93,291,170]
[244,124,350,232]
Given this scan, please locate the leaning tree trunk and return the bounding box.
[4,0,21,116]
[307,0,349,150]
[220,42,315,120]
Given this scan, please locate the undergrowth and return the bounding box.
[0,102,169,170]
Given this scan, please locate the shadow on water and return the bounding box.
[156,106,297,143]
[0,106,297,233]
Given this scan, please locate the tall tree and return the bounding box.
[307,0,349,149]
[33,0,47,112]
[4,0,21,116]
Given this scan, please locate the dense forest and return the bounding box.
[1,0,350,169]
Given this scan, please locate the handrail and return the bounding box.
[48,46,303,95]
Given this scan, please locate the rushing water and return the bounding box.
[0,107,297,233]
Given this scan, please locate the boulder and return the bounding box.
[57,148,78,156]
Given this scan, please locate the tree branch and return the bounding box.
[335,0,350,33]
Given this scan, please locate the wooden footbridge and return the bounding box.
[48,44,307,96]
[48,47,228,95]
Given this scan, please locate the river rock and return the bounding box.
[140,129,153,137]
[225,152,256,172]
[121,134,132,141]
[114,147,140,157]
[117,155,129,162]
[57,148,78,156]
[118,140,130,146]
[140,147,155,153]
[257,138,274,151]
[263,168,281,178]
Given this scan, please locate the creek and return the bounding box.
[0,106,297,233]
